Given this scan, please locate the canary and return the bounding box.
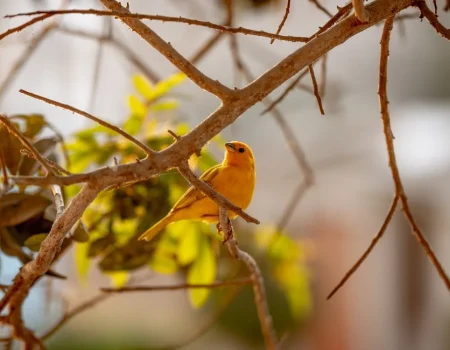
[138,141,256,241]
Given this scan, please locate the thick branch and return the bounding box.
[219,207,277,350]
[378,16,450,290]
[98,2,233,100]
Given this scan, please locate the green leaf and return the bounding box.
[123,114,145,136]
[151,100,178,112]
[133,75,153,100]
[106,271,130,288]
[0,124,22,174]
[127,95,147,116]
[24,233,47,252]
[177,224,200,266]
[187,237,216,308]
[74,242,90,284]
[149,72,186,101]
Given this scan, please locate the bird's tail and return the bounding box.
[138,214,173,242]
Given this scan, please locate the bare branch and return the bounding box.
[309,3,353,39]
[260,69,309,116]
[416,1,450,41]
[0,115,55,174]
[378,16,450,290]
[177,162,260,224]
[271,0,291,44]
[19,89,155,157]
[327,195,399,299]
[19,149,70,175]
[0,14,52,41]
[5,9,309,44]
[101,278,251,293]
[308,65,325,115]
[219,207,277,350]
[309,0,333,17]
[352,0,368,22]
[445,0,450,11]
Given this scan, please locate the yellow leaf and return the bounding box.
[106,271,130,288]
[127,95,147,116]
[150,72,186,101]
[151,100,179,112]
[177,224,199,266]
[187,237,216,308]
[74,242,90,286]
[149,253,178,274]
[133,75,153,99]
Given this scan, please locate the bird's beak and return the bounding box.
[225,142,235,151]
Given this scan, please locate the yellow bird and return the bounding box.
[138,141,256,242]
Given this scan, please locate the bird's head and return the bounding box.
[223,141,255,168]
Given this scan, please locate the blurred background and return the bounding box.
[1,0,450,349]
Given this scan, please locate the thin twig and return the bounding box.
[260,69,309,116]
[101,278,251,292]
[4,9,309,44]
[308,65,325,115]
[378,15,450,290]
[271,0,291,44]
[219,207,277,350]
[309,0,333,17]
[0,115,55,175]
[177,162,259,224]
[416,1,450,40]
[319,54,328,96]
[352,0,368,22]
[327,195,399,299]
[445,0,450,11]
[277,181,310,231]
[19,89,155,157]
[0,14,52,41]
[20,149,71,175]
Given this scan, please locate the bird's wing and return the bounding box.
[171,164,222,212]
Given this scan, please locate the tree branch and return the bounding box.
[219,207,277,349]
[378,16,450,290]
[271,0,291,44]
[98,3,234,100]
[4,10,309,44]
[416,1,450,41]
[308,65,325,115]
[19,89,155,157]
[0,115,55,175]
[101,278,251,293]
[327,195,399,299]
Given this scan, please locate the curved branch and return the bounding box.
[416,1,450,40]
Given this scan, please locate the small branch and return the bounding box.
[42,294,108,340]
[271,0,291,44]
[5,9,309,44]
[19,89,154,157]
[309,0,333,18]
[309,3,353,39]
[320,54,328,96]
[352,0,368,22]
[260,69,309,116]
[276,181,310,231]
[101,278,251,293]
[177,162,259,224]
[0,115,55,175]
[219,207,277,350]
[51,185,65,219]
[327,195,399,299]
[308,65,325,115]
[19,149,71,175]
[378,16,450,290]
[0,14,52,41]
[445,0,450,11]
[416,1,450,41]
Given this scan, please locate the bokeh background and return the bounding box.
[1,0,450,349]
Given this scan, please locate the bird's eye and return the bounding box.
[238,147,245,153]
